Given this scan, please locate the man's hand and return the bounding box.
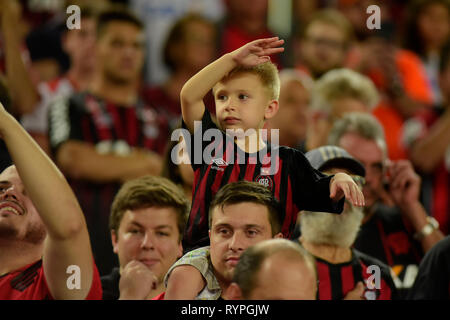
[386,160,420,210]
[343,282,366,300]
[330,172,365,207]
[119,260,158,300]
[230,37,284,68]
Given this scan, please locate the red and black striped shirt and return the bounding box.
[48,91,169,275]
[314,249,398,300]
[182,111,344,249]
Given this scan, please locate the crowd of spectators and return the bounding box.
[0,0,449,300]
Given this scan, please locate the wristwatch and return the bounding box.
[413,217,439,240]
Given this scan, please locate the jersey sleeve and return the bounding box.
[48,95,85,156]
[290,149,344,214]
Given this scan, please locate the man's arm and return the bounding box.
[0,0,40,116]
[0,104,95,299]
[180,37,284,133]
[409,110,450,173]
[387,160,444,252]
[56,141,162,183]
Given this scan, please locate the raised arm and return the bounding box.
[0,0,40,116]
[180,37,284,133]
[0,104,95,299]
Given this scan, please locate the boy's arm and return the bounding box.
[180,37,284,133]
[165,265,206,300]
[330,173,365,207]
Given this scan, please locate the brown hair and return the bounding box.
[208,181,282,236]
[110,175,189,241]
[96,5,144,39]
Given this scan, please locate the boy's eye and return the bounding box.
[217,95,227,101]
[239,94,249,100]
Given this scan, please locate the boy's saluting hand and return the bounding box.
[230,37,285,67]
[330,173,365,207]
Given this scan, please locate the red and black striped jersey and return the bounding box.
[354,204,423,298]
[314,249,398,300]
[410,236,450,300]
[48,91,169,275]
[182,111,344,249]
[0,260,102,300]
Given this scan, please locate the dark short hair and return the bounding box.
[96,5,144,38]
[110,175,189,242]
[208,181,282,236]
[232,239,317,299]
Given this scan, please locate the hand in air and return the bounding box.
[230,37,284,68]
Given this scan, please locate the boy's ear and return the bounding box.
[264,99,279,120]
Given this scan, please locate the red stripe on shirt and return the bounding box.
[317,261,332,300]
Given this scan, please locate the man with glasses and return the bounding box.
[295,9,354,79]
[328,112,444,299]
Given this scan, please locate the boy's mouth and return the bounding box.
[224,117,240,125]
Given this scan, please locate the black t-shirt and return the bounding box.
[48,91,169,275]
[101,267,120,300]
[353,203,423,298]
[182,111,344,250]
[409,236,450,300]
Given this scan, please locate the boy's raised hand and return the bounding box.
[231,37,284,67]
[329,173,365,207]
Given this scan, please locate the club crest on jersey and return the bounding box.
[211,158,228,171]
[255,174,274,190]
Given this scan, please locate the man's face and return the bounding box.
[338,132,384,209]
[270,79,309,146]
[96,22,145,84]
[302,22,347,77]
[63,17,97,70]
[247,253,316,300]
[214,73,274,132]
[209,202,276,284]
[0,166,46,243]
[112,207,183,283]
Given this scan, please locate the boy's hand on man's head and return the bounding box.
[329,172,365,207]
[230,37,284,68]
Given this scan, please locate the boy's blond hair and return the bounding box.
[218,61,280,101]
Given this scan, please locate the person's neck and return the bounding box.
[300,237,352,264]
[0,240,43,276]
[164,70,194,102]
[216,276,232,300]
[233,130,267,153]
[90,74,139,106]
[67,64,95,91]
[230,16,266,35]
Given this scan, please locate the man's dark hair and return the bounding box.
[208,181,282,236]
[96,5,144,38]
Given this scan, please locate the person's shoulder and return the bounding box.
[426,236,450,257]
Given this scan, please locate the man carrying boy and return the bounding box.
[179,37,365,249]
[164,181,284,299]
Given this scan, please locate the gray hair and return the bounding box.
[310,68,379,114]
[279,69,314,93]
[327,112,388,161]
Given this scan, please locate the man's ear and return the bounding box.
[264,99,279,120]
[225,283,244,300]
[274,232,284,239]
[111,230,119,254]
